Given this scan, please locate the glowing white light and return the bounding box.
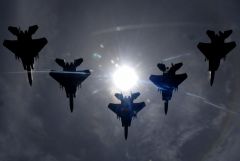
[112,65,139,91]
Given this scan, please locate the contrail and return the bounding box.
[92,22,232,36]
[186,92,240,115]
[4,70,90,75]
[162,53,192,62]
[5,70,50,74]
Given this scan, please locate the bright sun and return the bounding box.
[112,65,139,91]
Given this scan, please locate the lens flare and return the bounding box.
[112,65,138,91]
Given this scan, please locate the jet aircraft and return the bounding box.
[49,58,91,112]
[149,63,187,114]
[108,92,145,140]
[197,30,236,85]
[3,25,48,85]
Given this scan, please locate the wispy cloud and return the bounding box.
[186,92,240,115]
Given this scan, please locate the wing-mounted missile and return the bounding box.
[157,63,166,72]
[74,58,83,68]
[55,58,66,68]
[115,93,124,101]
[28,25,38,36]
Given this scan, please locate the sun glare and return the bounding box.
[112,65,139,91]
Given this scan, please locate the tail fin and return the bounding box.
[69,95,74,112]
[210,71,215,86]
[27,69,32,86]
[164,101,168,115]
[157,63,166,72]
[124,126,128,140]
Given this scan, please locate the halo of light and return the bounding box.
[112,65,138,91]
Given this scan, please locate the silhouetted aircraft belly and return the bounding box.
[3,25,48,86]
[149,74,187,90]
[150,73,187,115]
[198,39,236,86]
[3,38,47,86]
[49,70,90,112]
[108,94,145,140]
[49,70,90,88]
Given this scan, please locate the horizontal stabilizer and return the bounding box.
[115,93,123,101]
[157,63,166,72]
[169,62,183,73]
[221,30,232,39]
[74,58,83,67]
[8,26,19,36]
[28,25,38,35]
[55,58,66,68]
[131,92,140,100]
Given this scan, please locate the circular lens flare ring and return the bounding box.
[112,65,139,91]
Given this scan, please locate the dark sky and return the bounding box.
[1,0,240,161]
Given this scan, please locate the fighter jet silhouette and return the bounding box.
[49,58,91,112]
[108,92,145,140]
[197,30,236,86]
[149,63,187,114]
[3,25,48,85]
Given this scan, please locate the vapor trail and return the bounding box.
[4,70,90,75]
[92,22,227,36]
[5,70,50,74]
[162,53,192,61]
[186,92,240,115]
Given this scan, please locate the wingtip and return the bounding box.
[149,75,154,81]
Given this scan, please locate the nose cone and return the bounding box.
[27,70,33,86]
[124,126,128,140]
